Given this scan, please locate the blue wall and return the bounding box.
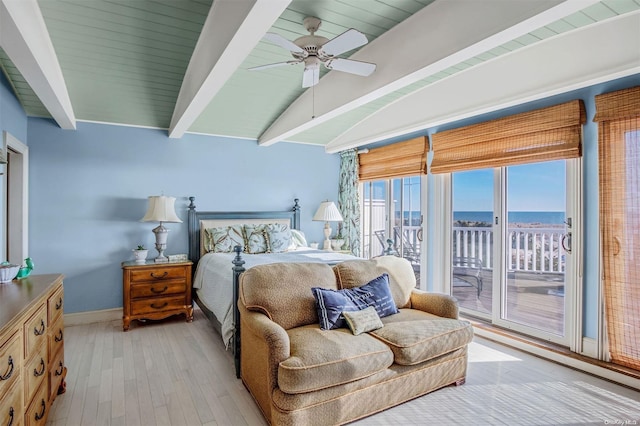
[27,118,340,313]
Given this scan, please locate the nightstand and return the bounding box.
[121,260,193,331]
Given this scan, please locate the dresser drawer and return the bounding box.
[24,345,47,405]
[48,316,64,363]
[47,286,64,326]
[48,346,64,402]
[23,305,47,361]
[130,280,186,299]
[129,266,187,283]
[0,331,22,400]
[24,382,47,426]
[131,296,186,315]
[0,380,22,426]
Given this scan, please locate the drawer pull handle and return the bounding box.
[56,297,63,310]
[0,355,13,380]
[150,285,168,294]
[8,407,14,426]
[55,360,64,376]
[150,302,168,309]
[34,319,45,336]
[55,330,64,342]
[34,399,46,421]
[34,358,45,377]
[150,272,168,279]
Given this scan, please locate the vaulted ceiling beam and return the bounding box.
[169,0,290,139]
[0,0,76,129]
[326,12,640,152]
[258,0,600,146]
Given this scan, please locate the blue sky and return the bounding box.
[454,160,566,212]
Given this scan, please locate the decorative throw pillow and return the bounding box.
[243,224,269,254]
[343,306,384,335]
[288,229,308,249]
[312,273,399,330]
[205,225,245,253]
[265,223,292,253]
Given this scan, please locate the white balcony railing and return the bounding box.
[454,226,566,273]
[365,226,566,274]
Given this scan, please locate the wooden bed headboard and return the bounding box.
[187,196,301,265]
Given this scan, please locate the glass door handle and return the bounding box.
[561,232,572,254]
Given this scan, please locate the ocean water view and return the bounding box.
[453,211,565,225]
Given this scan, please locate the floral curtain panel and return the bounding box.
[338,149,361,256]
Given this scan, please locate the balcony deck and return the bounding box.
[452,270,565,335]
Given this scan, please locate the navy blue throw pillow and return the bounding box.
[312,273,399,330]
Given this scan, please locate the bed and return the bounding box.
[186,197,358,377]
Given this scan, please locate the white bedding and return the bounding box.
[193,248,358,348]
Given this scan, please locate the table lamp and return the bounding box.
[313,201,343,250]
[141,195,182,263]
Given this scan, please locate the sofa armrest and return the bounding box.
[239,303,291,408]
[242,308,291,361]
[410,289,459,319]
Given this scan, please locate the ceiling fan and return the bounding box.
[249,17,376,88]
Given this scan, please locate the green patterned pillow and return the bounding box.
[265,223,292,253]
[244,224,269,254]
[205,225,245,253]
[343,306,384,335]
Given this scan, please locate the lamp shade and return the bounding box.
[313,201,343,222]
[141,196,182,223]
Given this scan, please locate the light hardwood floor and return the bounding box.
[47,308,640,426]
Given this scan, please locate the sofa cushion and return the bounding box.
[333,257,415,309]
[312,273,398,330]
[240,263,337,330]
[371,315,473,365]
[278,325,394,394]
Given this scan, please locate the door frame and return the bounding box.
[2,131,29,264]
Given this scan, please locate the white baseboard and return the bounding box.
[64,308,122,326]
[473,327,639,390]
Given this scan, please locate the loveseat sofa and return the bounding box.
[238,256,474,425]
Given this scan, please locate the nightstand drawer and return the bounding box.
[0,331,22,400]
[130,280,186,299]
[129,266,187,283]
[130,296,186,316]
[23,305,47,361]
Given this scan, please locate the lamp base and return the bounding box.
[152,223,170,262]
[323,222,333,251]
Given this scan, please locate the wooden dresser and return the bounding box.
[121,261,193,331]
[0,274,66,426]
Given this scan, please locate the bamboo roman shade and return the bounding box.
[430,100,586,174]
[595,85,640,371]
[358,136,428,181]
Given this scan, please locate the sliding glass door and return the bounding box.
[451,160,576,344]
[361,176,423,286]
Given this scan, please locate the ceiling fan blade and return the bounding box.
[248,60,301,71]
[324,58,376,76]
[318,29,368,57]
[263,32,307,57]
[302,66,319,88]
